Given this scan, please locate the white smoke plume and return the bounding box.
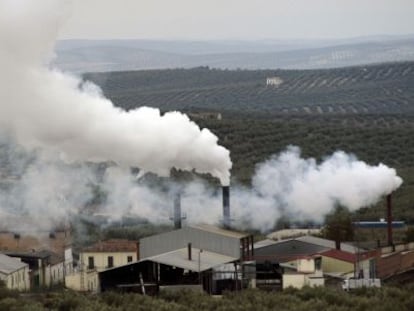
[97,146,403,232]
[0,0,404,234]
[0,0,231,186]
[234,146,403,229]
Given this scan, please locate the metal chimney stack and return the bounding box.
[223,186,230,229]
[173,192,182,229]
[387,194,393,246]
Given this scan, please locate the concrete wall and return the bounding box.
[283,274,306,289]
[321,256,354,274]
[65,270,99,292]
[80,251,137,272]
[0,266,30,291]
[46,262,65,286]
[297,258,315,273]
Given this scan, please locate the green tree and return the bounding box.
[323,205,354,243]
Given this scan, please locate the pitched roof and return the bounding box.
[320,249,357,263]
[295,236,364,254]
[254,239,279,249]
[321,248,378,263]
[3,249,64,265]
[254,239,330,263]
[146,247,237,272]
[83,239,138,253]
[0,253,27,275]
[189,224,249,239]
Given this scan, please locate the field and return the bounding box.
[84,62,414,223]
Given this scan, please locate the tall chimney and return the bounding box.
[223,186,230,229]
[387,194,393,246]
[173,192,182,229]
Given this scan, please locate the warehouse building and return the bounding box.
[98,224,254,294]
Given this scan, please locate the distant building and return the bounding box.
[266,77,283,87]
[0,253,30,291]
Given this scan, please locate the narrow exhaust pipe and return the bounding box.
[223,186,230,229]
[387,194,393,247]
[173,192,182,229]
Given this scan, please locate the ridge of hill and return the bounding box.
[55,37,414,73]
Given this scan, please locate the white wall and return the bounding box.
[0,266,30,291]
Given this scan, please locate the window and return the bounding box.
[107,256,114,268]
[88,256,94,270]
[127,256,133,263]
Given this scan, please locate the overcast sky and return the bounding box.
[59,0,414,40]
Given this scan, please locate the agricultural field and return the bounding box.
[84,61,414,116]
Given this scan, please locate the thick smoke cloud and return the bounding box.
[237,146,403,229]
[97,146,402,232]
[0,0,231,186]
[0,1,404,234]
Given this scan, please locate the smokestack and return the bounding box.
[188,243,192,260]
[223,186,230,229]
[387,194,393,246]
[173,192,182,229]
[335,240,341,250]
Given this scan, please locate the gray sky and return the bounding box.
[59,0,414,40]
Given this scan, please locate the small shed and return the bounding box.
[0,253,30,291]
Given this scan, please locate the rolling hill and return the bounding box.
[54,36,414,73]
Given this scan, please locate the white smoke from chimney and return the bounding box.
[0,0,231,186]
[96,146,403,232]
[241,146,403,228]
[0,0,404,234]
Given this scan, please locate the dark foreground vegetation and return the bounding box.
[2,284,414,311]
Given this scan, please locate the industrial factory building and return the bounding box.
[98,224,254,294]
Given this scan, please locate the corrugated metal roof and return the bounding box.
[0,253,27,275]
[254,239,330,263]
[189,224,249,239]
[4,250,64,264]
[295,236,362,254]
[146,247,237,272]
[254,239,279,249]
[320,249,357,263]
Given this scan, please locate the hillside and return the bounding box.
[55,37,414,72]
[84,62,414,116]
[84,62,414,222]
